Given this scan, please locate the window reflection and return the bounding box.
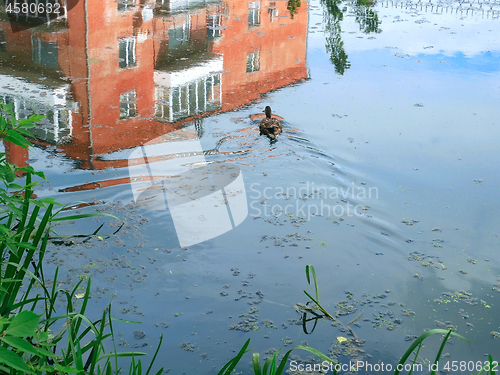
[119,37,137,68]
[268,2,278,22]
[169,20,190,50]
[0,30,6,53]
[118,0,135,11]
[32,36,58,67]
[246,51,260,73]
[248,1,261,27]
[120,90,138,119]
[207,13,223,41]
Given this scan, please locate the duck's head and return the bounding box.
[264,106,272,119]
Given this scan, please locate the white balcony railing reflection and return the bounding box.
[154,57,223,122]
[0,75,75,145]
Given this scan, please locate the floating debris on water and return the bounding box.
[329,336,365,365]
[406,252,447,270]
[262,319,277,329]
[458,308,469,319]
[401,218,419,225]
[180,342,196,351]
[231,268,240,276]
[133,330,146,340]
[434,290,490,308]
[229,307,260,332]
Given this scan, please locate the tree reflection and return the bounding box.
[287,0,302,19]
[354,0,382,34]
[321,0,381,75]
[321,0,350,75]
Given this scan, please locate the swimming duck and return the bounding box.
[259,106,282,140]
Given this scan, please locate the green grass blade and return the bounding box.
[263,350,280,375]
[50,212,117,222]
[407,341,423,375]
[295,345,335,363]
[145,334,164,375]
[110,317,141,324]
[305,265,320,301]
[431,329,453,375]
[217,338,251,375]
[107,305,120,371]
[394,329,470,375]
[252,352,262,375]
[73,279,92,335]
[20,205,40,243]
[275,349,294,375]
[269,353,277,375]
[31,203,54,247]
[489,354,496,375]
[88,307,109,374]
[98,352,147,361]
[1,203,53,315]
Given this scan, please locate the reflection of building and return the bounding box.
[1,76,74,144]
[1,0,307,171]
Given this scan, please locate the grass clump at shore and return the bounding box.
[0,100,163,374]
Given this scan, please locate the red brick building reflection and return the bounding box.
[0,0,307,171]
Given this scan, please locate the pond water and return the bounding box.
[1,0,500,373]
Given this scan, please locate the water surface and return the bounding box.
[1,0,499,372]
